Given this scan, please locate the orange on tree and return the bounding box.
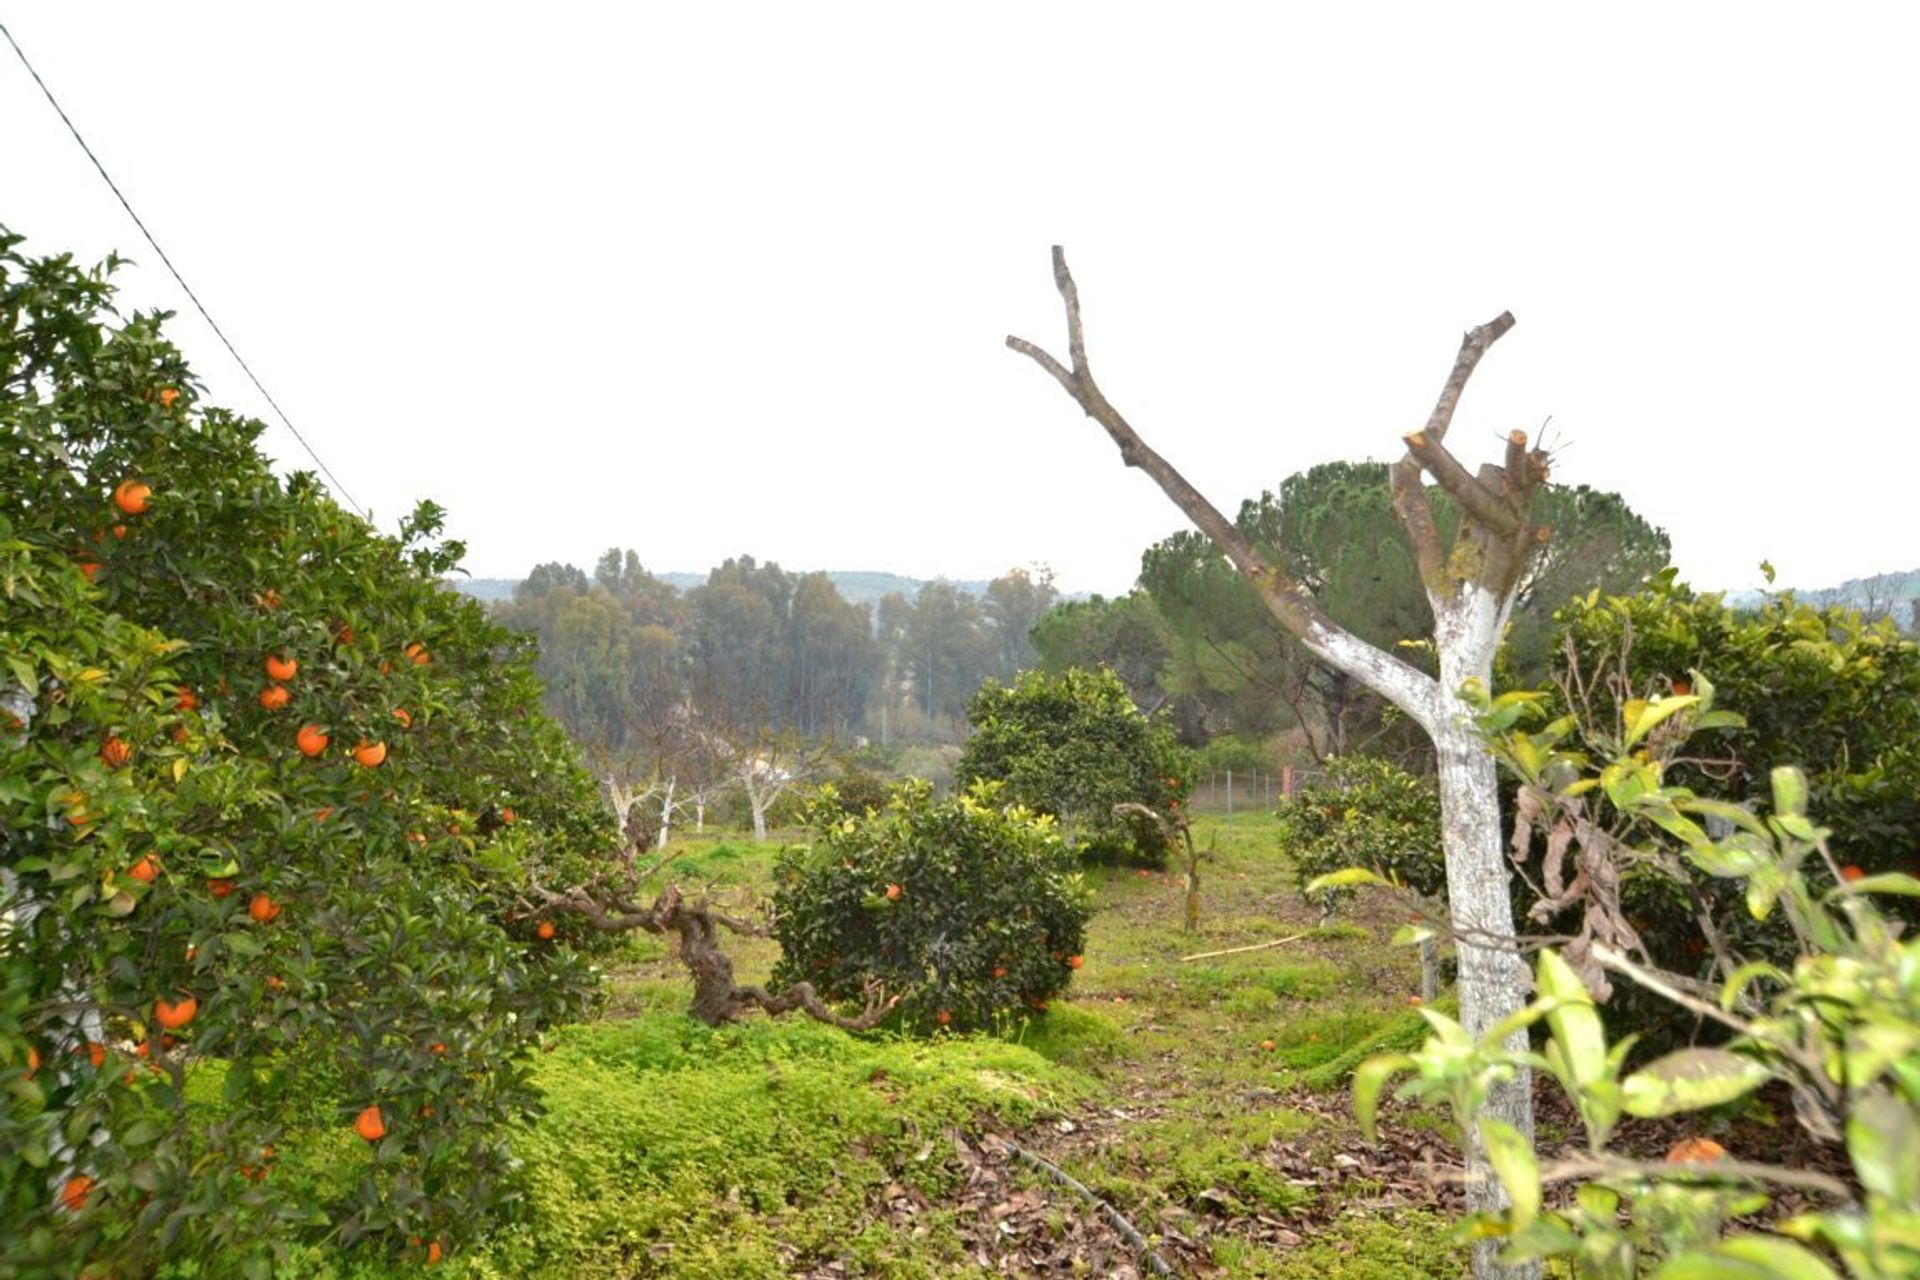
[60,1176,93,1213]
[259,683,291,711]
[248,894,282,923]
[354,1105,388,1142]
[884,883,901,901]
[1841,864,1867,882]
[1067,954,1084,969]
[154,995,198,1030]
[295,723,330,757]
[113,478,151,515]
[99,735,132,768]
[206,877,235,898]
[264,654,298,681]
[157,386,179,409]
[404,642,431,666]
[175,687,199,711]
[25,1045,40,1080]
[353,740,388,768]
[500,806,516,824]
[391,706,412,728]
[129,855,159,883]
[536,920,556,940]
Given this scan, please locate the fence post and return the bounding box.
[1281,764,1294,799]
[1226,768,1234,821]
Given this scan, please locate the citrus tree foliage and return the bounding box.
[957,667,1192,865]
[1279,755,1443,914]
[771,781,1090,1030]
[1358,691,1920,1278]
[0,233,617,1274]
[1546,573,1920,1013]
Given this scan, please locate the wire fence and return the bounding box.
[1184,768,1324,816]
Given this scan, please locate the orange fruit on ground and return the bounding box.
[1261,1039,1276,1051]
[248,893,282,923]
[429,1042,447,1055]
[1841,865,1867,882]
[154,995,198,1029]
[259,683,291,711]
[993,966,1007,978]
[265,976,285,991]
[353,740,388,767]
[391,707,412,728]
[60,1175,93,1212]
[1665,1136,1728,1165]
[1067,954,1084,969]
[296,723,329,757]
[207,877,235,898]
[264,654,298,681]
[113,478,152,515]
[885,883,901,901]
[935,1009,951,1025]
[258,588,281,609]
[354,1105,387,1142]
[1409,995,1424,1006]
[99,735,132,768]
[425,1240,442,1265]
[129,855,160,884]
[536,920,556,940]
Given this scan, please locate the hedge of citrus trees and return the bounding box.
[0,232,619,1275]
[772,781,1090,1031]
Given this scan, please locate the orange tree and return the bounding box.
[0,231,618,1275]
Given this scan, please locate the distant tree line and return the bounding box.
[492,551,1058,754]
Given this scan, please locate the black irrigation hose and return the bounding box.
[1004,1139,1179,1278]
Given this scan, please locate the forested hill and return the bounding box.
[451,570,996,607]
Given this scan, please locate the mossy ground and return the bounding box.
[186,814,1466,1277]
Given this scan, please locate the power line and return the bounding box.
[1,21,367,517]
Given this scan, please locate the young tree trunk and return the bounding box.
[748,785,770,842]
[656,777,676,851]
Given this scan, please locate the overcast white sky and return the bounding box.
[6,4,1916,596]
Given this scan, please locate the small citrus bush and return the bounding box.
[1279,754,1443,916]
[958,666,1191,866]
[771,781,1091,1031]
[0,231,618,1274]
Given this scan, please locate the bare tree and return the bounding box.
[1009,248,1549,1280]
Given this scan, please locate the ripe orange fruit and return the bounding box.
[993,966,1007,978]
[536,920,556,940]
[154,995,198,1029]
[333,621,355,645]
[129,855,159,884]
[885,883,901,901]
[258,588,282,609]
[25,1045,40,1080]
[99,735,132,768]
[176,687,199,712]
[392,707,412,729]
[85,1042,106,1068]
[110,524,127,539]
[248,893,282,923]
[1841,865,1867,882]
[429,1041,447,1054]
[1409,995,1424,1006]
[60,1175,93,1212]
[353,740,387,768]
[264,975,285,991]
[296,723,329,757]
[405,642,431,666]
[259,684,291,711]
[425,1240,443,1265]
[935,1009,951,1025]
[158,387,180,409]
[500,807,516,825]
[1665,1136,1728,1165]
[265,654,298,682]
[1260,1039,1276,1051]
[1671,678,1693,697]
[354,1105,387,1142]
[1067,954,1084,969]
[113,479,152,515]
[207,877,235,898]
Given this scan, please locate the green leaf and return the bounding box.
[1770,766,1809,819]
[1353,1054,1415,1142]
[1827,872,1920,902]
[1622,1048,1771,1118]
[1654,1237,1842,1280]
[1537,950,1606,1089]
[1303,866,1394,894]
[1478,1115,1540,1230]
[1625,694,1700,748]
[1847,1087,1919,1204]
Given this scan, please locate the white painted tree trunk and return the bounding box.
[749,789,769,842]
[656,778,676,851]
[1432,591,1537,1280]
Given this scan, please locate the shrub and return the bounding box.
[957,666,1191,866]
[1278,755,1443,914]
[771,780,1091,1030]
[0,231,617,1274]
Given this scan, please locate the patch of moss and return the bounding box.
[1296,995,1459,1091]
[1211,1209,1468,1278]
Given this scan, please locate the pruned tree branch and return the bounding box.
[1007,245,1441,724]
[1403,428,1522,536]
